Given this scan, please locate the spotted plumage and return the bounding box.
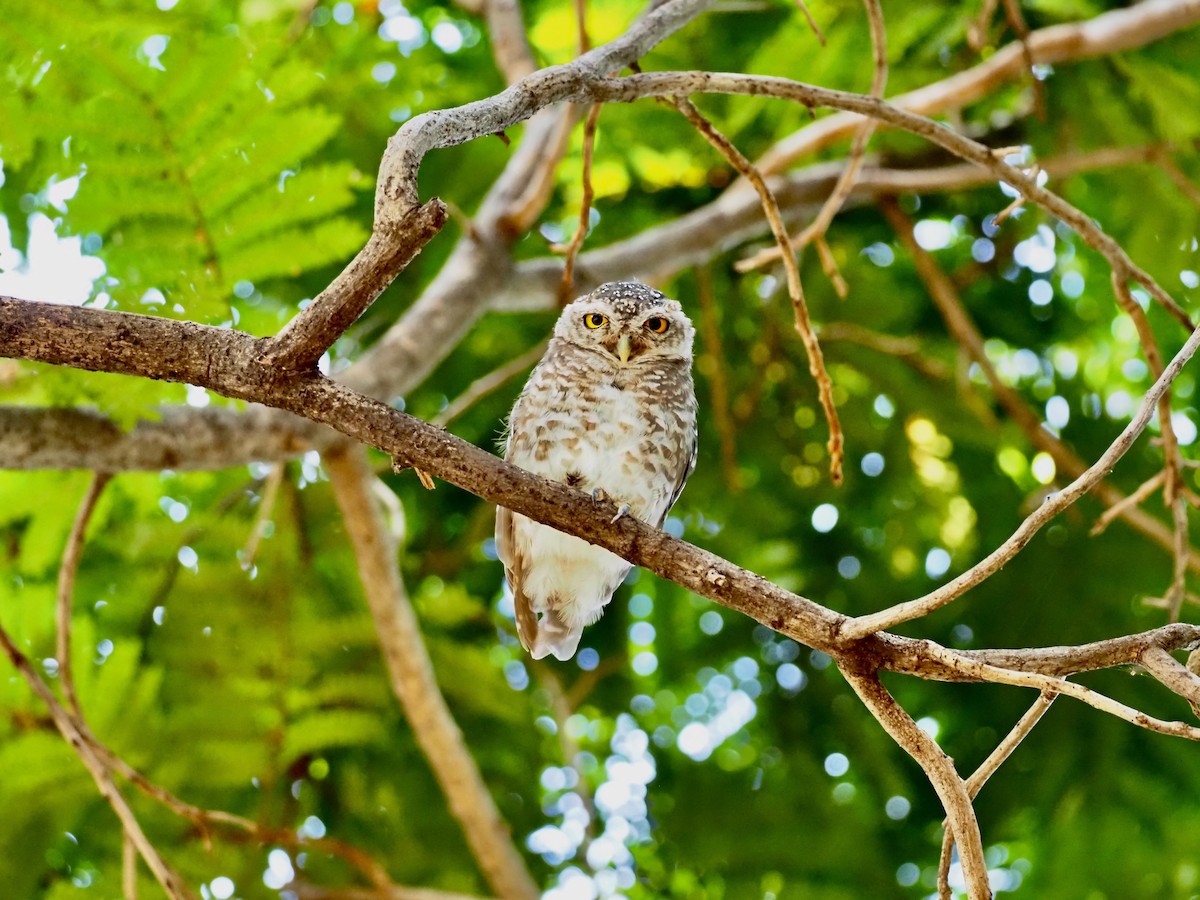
[496,282,698,660]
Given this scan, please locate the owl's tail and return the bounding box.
[514,585,584,661]
[530,605,583,662]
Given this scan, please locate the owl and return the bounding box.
[496,282,698,661]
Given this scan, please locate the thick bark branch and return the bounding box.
[373,0,712,215]
[5,296,1200,696]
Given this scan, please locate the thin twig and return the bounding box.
[572,0,591,53]
[694,265,742,492]
[1090,471,1165,535]
[992,165,1039,225]
[791,0,826,45]
[586,70,1196,332]
[937,691,1056,898]
[818,321,952,380]
[0,621,196,899]
[553,103,603,305]
[881,197,1197,571]
[1110,267,1191,616]
[1001,0,1046,120]
[1155,151,1200,207]
[56,472,111,716]
[739,0,887,277]
[672,95,844,484]
[241,462,285,571]
[922,643,1200,740]
[967,0,1001,50]
[841,322,1200,640]
[123,831,137,900]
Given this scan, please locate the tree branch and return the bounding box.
[326,446,540,900]
[840,322,1200,640]
[840,668,990,899]
[5,295,1200,689]
[938,691,1057,898]
[755,0,1200,176]
[0,622,196,899]
[258,201,447,373]
[56,472,111,716]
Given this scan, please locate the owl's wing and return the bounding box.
[656,433,698,528]
[495,505,539,653]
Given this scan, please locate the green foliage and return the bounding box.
[3,0,1200,898]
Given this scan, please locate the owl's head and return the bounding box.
[555,282,694,366]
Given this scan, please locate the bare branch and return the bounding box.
[240,462,285,571]
[373,0,712,215]
[259,201,448,373]
[880,197,1198,571]
[554,103,603,304]
[0,148,1166,475]
[841,322,1200,638]
[1000,0,1045,120]
[0,622,196,899]
[938,692,1057,898]
[432,339,547,427]
[123,832,137,900]
[694,266,742,491]
[483,0,538,84]
[326,447,539,900]
[56,472,110,716]
[920,642,1200,740]
[740,0,887,274]
[1090,471,1165,536]
[585,71,1194,330]
[673,96,843,484]
[840,669,990,899]
[1140,646,1200,716]
[756,0,1200,175]
[8,296,1200,685]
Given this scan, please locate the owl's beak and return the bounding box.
[617,333,632,364]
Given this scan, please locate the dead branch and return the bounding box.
[694,266,742,491]
[0,623,195,899]
[584,71,1194,331]
[739,0,887,275]
[756,0,1200,175]
[553,103,603,304]
[938,692,1057,898]
[841,669,989,898]
[840,322,1200,639]
[432,339,548,427]
[0,148,1168,474]
[672,96,844,484]
[258,201,448,373]
[56,472,111,716]
[5,295,1200,688]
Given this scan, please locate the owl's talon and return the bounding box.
[610,503,631,524]
[591,488,609,505]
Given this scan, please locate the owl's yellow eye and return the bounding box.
[645,316,670,334]
[583,313,608,329]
